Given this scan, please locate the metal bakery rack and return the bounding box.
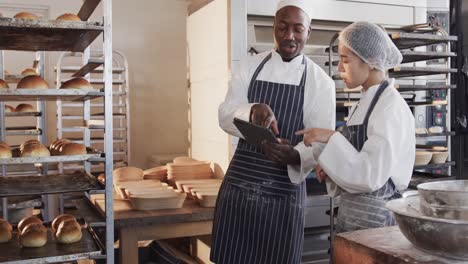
[0,0,115,262]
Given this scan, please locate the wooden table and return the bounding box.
[95,198,214,263]
[333,226,466,264]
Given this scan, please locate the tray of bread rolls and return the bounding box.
[0,215,102,263]
[0,139,102,165]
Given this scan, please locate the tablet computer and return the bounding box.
[233,118,277,146]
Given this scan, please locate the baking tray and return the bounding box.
[390,32,458,50]
[0,225,102,263]
[0,18,103,52]
[0,89,104,102]
[0,171,103,197]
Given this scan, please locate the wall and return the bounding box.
[0,0,189,169]
[187,0,231,171]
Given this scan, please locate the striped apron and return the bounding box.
[210,53,307,264]
[336,80,402,233]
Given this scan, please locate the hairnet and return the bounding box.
[338,21,402,71]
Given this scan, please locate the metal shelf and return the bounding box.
[5,74,26,84]
[0,171,102,197]
[73,198,105,228]
[5,127,41,136]
[5,111,41,117]
[408,100,447,107]
[72,59,104,77]
[0,18,103,52]
[389,67,457,78]
[414,161,455,170]
[56,66,125,74]
[59,79,125,85]
[390,32,458,49]
[78,0,102,21]
[62,113,126,120]
[400,50,456,63]
[0,89,104,102]
[416,131,455,138]
[395,84,456,91]
[0,196,42,210]
[0,226,102,264]
[0,153,102,165]
[61,127,126,132]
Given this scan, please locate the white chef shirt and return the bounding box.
[319,79,415,194]
[219,50,336,184]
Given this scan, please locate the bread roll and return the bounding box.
[20,140,40,152]
[21,144,50,158]
[60,77,93,90]
[20,223,47,248]
[4,105,14,113]
[0,219,12,243]
[52,214,77,231]
[15,103,34,113]
[0,146,12,159]
[17,75,49,89]
[0,79,9,89]
[56,219,82,244]
[18,216,42,233]
[14,12,39,20]
[21,68,38,76]
[49,139,69,155]
[60,143,86,155]
[56,13,81,22]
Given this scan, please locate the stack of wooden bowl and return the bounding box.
[175,179,222,207]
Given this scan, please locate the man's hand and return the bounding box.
[315,164,328,183]
[251,103,279,135]
[261,139,300,165]
[295,128,336,146]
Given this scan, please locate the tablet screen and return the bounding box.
[233,118,277,146]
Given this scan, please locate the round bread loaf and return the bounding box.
[21,144,50,158]
[0,79,9,89]
[17,75,49,89]
[60,143,86,155]
[17,216,42,233]
[20,139,40,151]
[21,68,38,76]
[4,105,14,113]
[0,145,12,159]
[15,103,34,113]
[51,214,76,231]
[14,12,38,20]
[60,77,93,89]
[50,139,69,155]
[56,13,81,21]
[0,219,12,243]
[20,223,47,248]
[56,219,82,244]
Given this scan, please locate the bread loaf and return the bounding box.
[4,105,14,113]
[20,139,40,151]
[60,77,93,89]
[14,12,38,20]
[60,143,86,155]
[20,223,47,248]
[17,216,42,233]
[15,103,34,113]
[21,144,50,157]
[0,79,9,89]
[21,68,38,76]
[52,214,77,231]
[0,219,12,243]
[0,145,12,159]
[56,219,82,244]
[17,75,49,89]
[50,139,68,155]
[56,13,81,22]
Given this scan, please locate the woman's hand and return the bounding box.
[315,164,328,183]
[250,103,279,135]
[295,128,336,146]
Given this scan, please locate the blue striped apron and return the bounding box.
[210,53,307,264]
[336,80,402,233]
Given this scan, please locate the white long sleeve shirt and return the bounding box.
[319,79,415,194]
[219,51,336,184]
